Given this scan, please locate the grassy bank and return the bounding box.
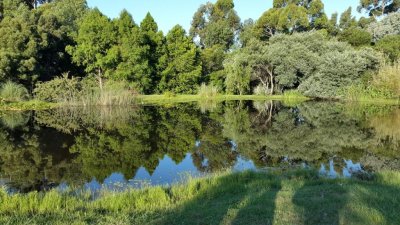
[1,94,399,111]
[341,97,400,105]
[1,170,400,225]
[0,94,308,110]
[135,93,309,104]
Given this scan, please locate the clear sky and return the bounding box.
[86,0,361,33]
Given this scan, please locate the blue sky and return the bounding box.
[86,0,361,33]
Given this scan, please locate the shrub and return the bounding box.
[0,81,29,102]
[34,73,80,103]
[298,47,380,98]
[339,27,372,47]
[375,35,400,62]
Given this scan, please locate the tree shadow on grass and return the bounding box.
[292,179,347,225]
[292,174,400,225]
[150,171,400,225]
[155,171,282,225]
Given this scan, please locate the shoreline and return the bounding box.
[0,94,399,111]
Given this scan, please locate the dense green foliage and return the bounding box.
[367,12,400,41]
[225,32,379,98]
[375,35,400,62]
[159,25,202,94]
[0,0,399,100]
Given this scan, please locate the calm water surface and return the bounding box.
[0,100,399,192]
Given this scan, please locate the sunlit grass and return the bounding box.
[1,170,400,224]
[135,94,309,105]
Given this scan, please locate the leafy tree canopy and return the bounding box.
[358,0,400,16]
[190,0,240,50]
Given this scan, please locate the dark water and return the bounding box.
[0,100,399,193]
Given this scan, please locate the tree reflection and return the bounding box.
[0,101,400,191]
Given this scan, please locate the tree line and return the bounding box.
[0,0,399,99]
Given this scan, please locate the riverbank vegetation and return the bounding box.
[0,0,399,107]
[1,170,400,224]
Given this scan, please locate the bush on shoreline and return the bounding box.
[34,74,135,106]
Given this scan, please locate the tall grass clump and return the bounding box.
[197,83,219,98]
[372,60,400,97]
[80,80,135,106]
[342,84,394,101]
[0,81,29,102]
[343,61,400,101]
[0,111,30,129]
[253,85,269,95]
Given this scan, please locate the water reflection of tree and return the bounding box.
[2,101,400,191]
[0,123,79,192]
[66,104,203,182]
[193,112,237,172]
[262,102,372,163]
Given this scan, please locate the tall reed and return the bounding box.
[197,83,219,98]
[372,60,400,97]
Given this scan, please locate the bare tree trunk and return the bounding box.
[381,0,386,15]
[270,73,274,95]
[267,100,273,124]
[98,68,103,91]
[266,66,274,95]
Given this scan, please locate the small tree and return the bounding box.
[224,52,251,95]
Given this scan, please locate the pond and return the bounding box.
[0,100,399,193]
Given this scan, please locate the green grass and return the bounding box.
[135,94,309,105]
[1,170,400,225]
[0,100,58,111]
[341,97,400,105]
[1,93,399,111]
